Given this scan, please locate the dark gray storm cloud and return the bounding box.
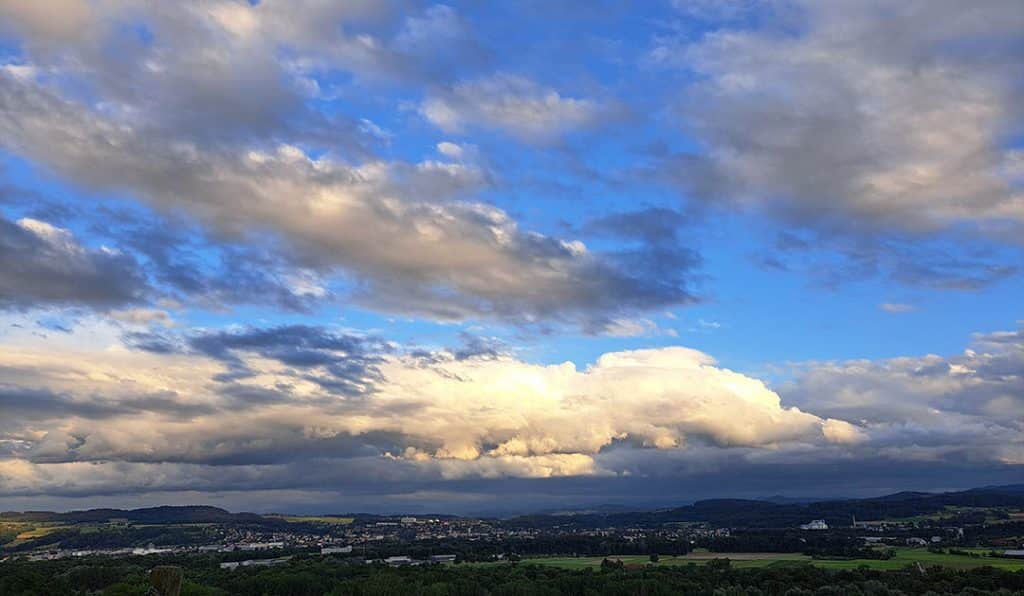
[119,221,333,313]
[749,231,1019,292]
[585,207,690,245]
[189,325,386,395]
[124,325,389,401]
[0,384,215,426]
[0,214,147,309]
[2,449,1021,515]
[2,190,338,313]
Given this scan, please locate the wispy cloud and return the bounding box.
[879,303,915,314]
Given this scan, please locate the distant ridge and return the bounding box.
[870,491,934,502]
[4,485,1023,524]
[975,484,1024,494]
[504,484,1024,529]
[0,505,265,524]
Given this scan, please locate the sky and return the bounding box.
[0,0,1021,515]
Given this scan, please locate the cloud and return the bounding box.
[0,0,92,45]
[781,324,1024,465]
[0,1,1020,513]
[109,308,174,327]
[186,325,386,395]
[3,455,1020,514]
[2,321,1022,504]
[0,215,147,309]
[750,230,1019,291]
[0,1,380,154]
[0,322,857,497]
[659,0,1024,236]
[879,303,915,314]
[114,212,339,313]
[0,70,694,325]
[585,207,690,245]
[0,2,693,326]
[598,317,678,338]
[422,74,610,143]
[0,0,480,148]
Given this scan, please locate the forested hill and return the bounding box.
[504,484,1024,529]
[0,505,266,524]
[3,485,1022,528]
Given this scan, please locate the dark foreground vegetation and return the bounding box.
[3,555,1024,596]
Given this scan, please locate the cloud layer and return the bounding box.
[659,0,1024,235]
[422,74,609,143]
[0,319,863,497]
[0,2,694,327]
[0,1,1020,513]
[782,326,1024,466]
[3,318,1021,506]
[0,215,147,309]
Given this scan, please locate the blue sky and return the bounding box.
[0,0,1021,513]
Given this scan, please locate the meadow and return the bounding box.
[268,515,355,524]
[515,547,1024,571]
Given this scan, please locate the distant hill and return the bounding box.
[0,505,266,525]
[976,484,1024,494]
[503,485,1024,529]
[4,485,1023,528]
[536,504,642,517]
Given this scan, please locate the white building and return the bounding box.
[384,556,412,566]
[239,541,284,551]
[799,519,828,530]
[321,545,353,555]
[220,556,292,570]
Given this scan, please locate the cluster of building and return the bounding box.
[362,554,458,567]
[220,556,293,570]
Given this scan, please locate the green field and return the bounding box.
[810,549,1024,571]
[876,506,1024,525]
[269,515,355,524]
[515,548,1024,571]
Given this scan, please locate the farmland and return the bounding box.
[267,515,355,525]
[515,548,1024,571]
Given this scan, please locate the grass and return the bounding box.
[810,549,1024,571]
[513,548,1024,572]
[879,506,1023,525]
[269,515,355,525]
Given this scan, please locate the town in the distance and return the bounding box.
[3,484,1024,593]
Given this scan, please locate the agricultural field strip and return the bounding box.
[267,515,355,524]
